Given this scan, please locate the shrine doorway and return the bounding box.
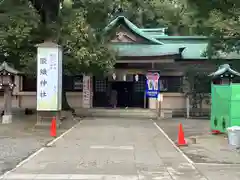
[111,81,133,108]
[92,74,148,108]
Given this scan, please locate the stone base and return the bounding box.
[35,120,61,129]
[35,111,61,129]
[2,115,12,124]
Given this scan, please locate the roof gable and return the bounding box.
[110,26,145,43]
[104,16,163,45]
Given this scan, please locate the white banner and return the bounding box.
[37,45,62,111]
[82,75,91,108]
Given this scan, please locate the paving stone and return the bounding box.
[1,118,210,180]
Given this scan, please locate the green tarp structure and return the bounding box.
[210,64,240,133]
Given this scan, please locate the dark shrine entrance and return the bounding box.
[111,81,133,107]
[92,75,148,108]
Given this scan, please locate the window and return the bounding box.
[73,76,83,90]
[64,75,83,92]
[22,75,83,92]
[22,76,36,91]
[134,74,146,92]
[95,78,107,92]
[0,89,4,96]
[160,76,182,92]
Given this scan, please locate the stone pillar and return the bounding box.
[186,96,190,119]
[35,41,62,128]
[13,75,20,94]
[2,87,12,124]
[13,75,20,108]
[149,98,157,109]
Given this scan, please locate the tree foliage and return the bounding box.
[0,0,116,76]
[182,65,211,116]
[187,0,240,66]
[0,0,204,76]
[149,0,197,35]
[0,0,40,72]
[60,8,115,75]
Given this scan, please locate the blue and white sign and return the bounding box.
[146,72,160,98]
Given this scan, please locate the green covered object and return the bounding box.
[210,64,240,133]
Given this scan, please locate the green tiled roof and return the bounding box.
[139,28,167,37]
[156,37,240,59]
[111,44,181,57]
[156,36,208,40]
[104,16,240,59]
[104,16,163,45]
[182,43,208,59]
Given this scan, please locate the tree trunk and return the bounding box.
[191,94,198,116]
[199,97,203,117]
[61,89,73,111]
[61,76,74,112]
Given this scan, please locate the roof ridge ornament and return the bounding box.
[209,64,240,78]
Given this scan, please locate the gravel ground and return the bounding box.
[0,113,78,175]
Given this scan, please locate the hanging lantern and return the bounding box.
[123,74,126,81]
[135,74,139,82]
[112,73,116,80]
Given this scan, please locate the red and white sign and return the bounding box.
[146,72,160,98]
[146,72,160,91]
[82,75,91,108]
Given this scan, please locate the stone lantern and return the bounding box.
[209,64,240,84]
[0,61,21,124]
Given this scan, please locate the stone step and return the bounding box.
[76,108,172,119]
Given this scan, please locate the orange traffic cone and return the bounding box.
[211,130,221,135]
[50,117,57,137]
[177,123,187,146]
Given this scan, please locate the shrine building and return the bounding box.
[5,16,240,116]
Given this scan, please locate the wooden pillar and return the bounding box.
[144,91,146,108]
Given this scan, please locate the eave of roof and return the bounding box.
[139,28,167,32]
[209,64,240,77]
[156,36,208,40]
[0,61,21,75]
[110,44,182,57]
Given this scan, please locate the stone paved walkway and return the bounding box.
[1,118,208,180]
[155,118,240,179]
